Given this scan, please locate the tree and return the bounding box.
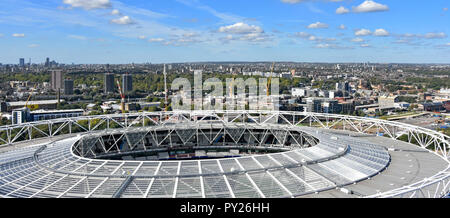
[148,106,158,112]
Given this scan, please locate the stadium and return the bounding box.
[0,110,449,198]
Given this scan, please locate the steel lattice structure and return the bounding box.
[0,110,449,198]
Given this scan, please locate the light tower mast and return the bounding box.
[267,62,275,96]
[164,64,168,112]
[116,80,125,114]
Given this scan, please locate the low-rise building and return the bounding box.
[12,108,84,124]
[419,102,445,112]
[3,100,63,112]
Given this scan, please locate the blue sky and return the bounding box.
[0,0,449,64]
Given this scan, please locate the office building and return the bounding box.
[304,97,353,114]
[122,73,133,94]
[45,57,50,67]
[0,102,7,112]
[64,79,74,95]
[305,98,323,113]
[19,58,25,67]
[104,73,115,94]
[30,109,84,121]
[336,81,351,93]
[12,108,30,125]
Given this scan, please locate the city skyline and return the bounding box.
[1,0,450,64]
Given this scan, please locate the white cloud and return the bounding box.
[338,24,346,30]
[28,44,39,48]
[394,32,448,47]
[355,29,372,36]
[219,31,271,43]
[68,34,87,40]
[397,32,447,39]
[307,22,329,29]
[373,28,389,36]
[294,32,316,40]
[398,33,416,38]
[308,35,317,41]
[295,32,312,38]
[360,44,371,47]
[351,37,364,42]
[240,32,271,42]
[316,43,333,48]
[111,9,121,15]
[352,0,389,13]
[294,32,336,43]
[12,33,25,38]
[148,38,165,43]
[423,32,447,39]
[138,35,146,39]
[394,39,412,44]
[156,32,210,46]
[63,0,111,10]
[315,43,349,49]
[218,22,263,34]
[444,8,448,12]
[110,16,135,25]
[336,6,349,14]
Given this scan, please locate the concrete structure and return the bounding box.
[292,88,317,97]
[50,69,63,90]
[378,95,399,108]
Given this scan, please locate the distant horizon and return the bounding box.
[2,60,450,66]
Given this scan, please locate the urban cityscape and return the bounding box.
[1,61,449,131]
[0,0,449,204]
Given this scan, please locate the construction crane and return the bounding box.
[267,62,275,96]
[25,84,38,110]
[116,80,125,114]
